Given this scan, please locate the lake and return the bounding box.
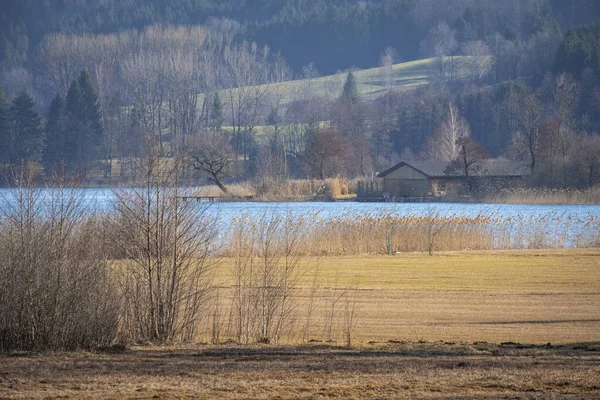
[2,187,600,220]
[1,188,599,249]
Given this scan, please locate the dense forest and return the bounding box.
[1,0,600,191]
[2,0,600,75]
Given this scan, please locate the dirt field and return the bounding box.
[1,248,599,399]
[1,342,599,399]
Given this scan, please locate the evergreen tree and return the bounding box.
[43,94,67,171]
[77,69,103,145]
[64,70,103,171]
[65,78,84,167]
[341,71,359,103]
[0,87,9,165]
[9,91,42,164]
[210,92,224,131]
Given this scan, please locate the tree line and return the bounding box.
[0,9,600,190]
[0,71,102,176]
[2,0,599,76]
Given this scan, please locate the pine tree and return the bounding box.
[9,91,42,164]
[0,86,9,165]
[341,71,359,103]
[65,78,84,167]
[210,92,224,131]
[43,94,67,171]
[77,70,103,147]
[64,70,103,171]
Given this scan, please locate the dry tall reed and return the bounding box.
[485,187,600,204]
[222,211,600,256]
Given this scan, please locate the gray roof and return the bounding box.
[378,159,528,178]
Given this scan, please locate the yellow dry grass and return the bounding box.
[211,249,600,345]
[485,187,600,204]
[2,249,600,399]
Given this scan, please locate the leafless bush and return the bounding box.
[0,169,119,351]
[112,142,219,343]
[227,212,309,344]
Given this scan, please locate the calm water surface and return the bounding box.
[2,188,598,248]
[2,187,600,220]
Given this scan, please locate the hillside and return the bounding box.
[216,56,483,106]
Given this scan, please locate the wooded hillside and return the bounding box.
[1,0,600,191]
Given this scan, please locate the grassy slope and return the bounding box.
[264,56,445,101]
[216,56,469,105]
[214,56,482,140]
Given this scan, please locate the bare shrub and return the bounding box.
[227,211,309,344]
[112,142,218,343]
[0,169,119,351]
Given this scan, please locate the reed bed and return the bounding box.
[221,211,600,256]
[485,187,600,204]
[250,177,353,200]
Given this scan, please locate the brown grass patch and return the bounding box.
[1,342,599,399]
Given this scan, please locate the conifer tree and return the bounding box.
[43,94,66,171]
[341,71,359,103]
[9,91,42,164]
[65,78,84,167]
[77,70,103,147]
[0,87,9,165]
[64,70,103,172]
[210,92,224,131]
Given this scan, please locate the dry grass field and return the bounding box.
[1,248,599,399]
[214,248,600,345]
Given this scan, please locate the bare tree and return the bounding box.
[421,22,458,82]
[227,212,308,344]
[515,91,543,175]
[461,41,493,83]
[121,52,165,151]
[299,128,348,180]
[113,139,218,342]
[0,168,119,351]
[423,103,470,161]
[222,42,274,166]
[553,73,581,185]
[190,131,236,193]
[379,47,396,92]
[577,134,600,187]
[36,33,87,96]
[447,136,488,192]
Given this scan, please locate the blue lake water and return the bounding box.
[1,188,599,249]
[2,188,600,221]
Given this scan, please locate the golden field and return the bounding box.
[210,248,600,345]
[1,248,599,399]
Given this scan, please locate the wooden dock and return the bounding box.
[356,196,444,203]
[180,196,218,202]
